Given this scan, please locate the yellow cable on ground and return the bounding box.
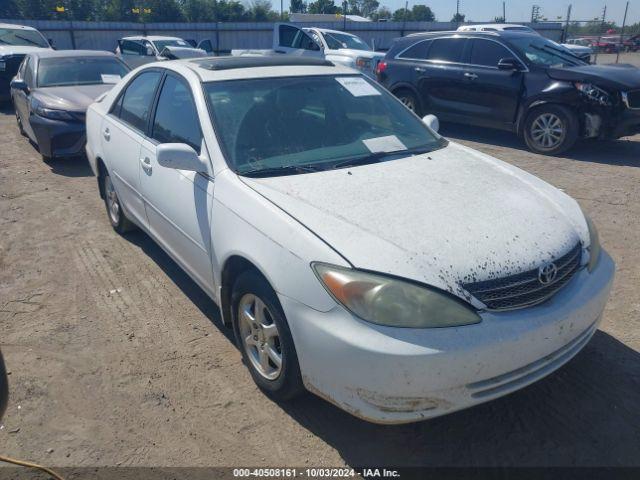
[0,454,66,480]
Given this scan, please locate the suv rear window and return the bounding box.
[426,38,466,63]
[398,40,431,59]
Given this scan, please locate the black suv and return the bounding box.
[377,31,640,155]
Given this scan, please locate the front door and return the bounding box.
[102,70,163,228]
[139,73,215,294]
[273,24,324,57]
[457,38,524,129]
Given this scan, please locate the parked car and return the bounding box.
[115,36,210,68]
[11,50,130,161]
[85,56,614,424]
[457,24,592,62]
[232,23,384,78]
[0,22,52,102]
[377,31,640,155]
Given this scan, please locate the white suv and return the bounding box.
[85,56,614,424]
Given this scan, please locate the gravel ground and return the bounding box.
[0,99,639,470]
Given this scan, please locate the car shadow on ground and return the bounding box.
[46,156,95,178]
[123,230,234,344]
[280,331,640,467]
[441,123,640,168]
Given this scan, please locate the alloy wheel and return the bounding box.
[530,113,566,151]
[105,176,120,225]
[400,95,416,112]
[237,293,283,380]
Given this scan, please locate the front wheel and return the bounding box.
[523,105,578,155]
[231,271,304,401]
[103,172,135,234]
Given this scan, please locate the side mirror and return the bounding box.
[10,79,29,94]
[48,38,55,47]
[156,143,208,173]
[422,114,439,133]
[498,57,523,71]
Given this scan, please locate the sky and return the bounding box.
[279,0,640,25]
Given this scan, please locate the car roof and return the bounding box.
[122,35,184,42]
[159,56,357,82]
[405,30,537,41]
[29,49,117,59]
[0,22,39,31]
[458,23,534,31]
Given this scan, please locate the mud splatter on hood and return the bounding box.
[241,142,589,303]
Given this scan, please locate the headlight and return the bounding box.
[355,57,371,69]
[33,102,74,121]
[574,82,612,106]
[584,214,601,272]
[312,263,481,328]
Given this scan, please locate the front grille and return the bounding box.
[623,90,640,109]
[461,242,582,311]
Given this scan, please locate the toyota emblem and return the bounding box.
[538,263,558,285]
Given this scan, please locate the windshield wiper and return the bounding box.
[238,164,320,178]
[329,146,436,170]
[14,34,42,47]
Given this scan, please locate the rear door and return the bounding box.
[101,70,163,228]
[139,73,215,294]
[414,37,469,119]
[457,38,524,128]
[273,24,323,57]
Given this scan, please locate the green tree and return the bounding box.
[308,0,338,14]
[247,0,278,21]
[181,0,216,22]
[392,7,411,22]
[215,0,247,21]
[494,16,505,23]
[451,12,465,23]
[289,0,306,14]
[1,0,21,17]
[411,5,434,21]
[370,5,390,21]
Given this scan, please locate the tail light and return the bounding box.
[375,61,387,76]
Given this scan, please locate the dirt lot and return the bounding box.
[1,98,639,470]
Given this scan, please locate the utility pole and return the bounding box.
[401,0,408,37]
[593,6,607,64]
[616,1,629,63]
[343,0,347,30]
[456,0,460,24]
[531,4,540,23]
[562,4,571,43]
[502,1,506,22]
[280,0,283,20]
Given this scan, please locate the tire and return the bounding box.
[523,105,579,156]
[103,172,136,234]
[394,88,422,116]
[231,270,304,401]
[15,110,26,137]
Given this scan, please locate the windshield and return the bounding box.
[38,57,130,88]
[0,28,49,48]
[204,75,445,177]
[322,32,371,51]
[153,39,190,51]
[510,36,585,67]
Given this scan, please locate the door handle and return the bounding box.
[140,157,152,174]
[414,67,426,72]
[103,128,110,141]
[464,72,479,80]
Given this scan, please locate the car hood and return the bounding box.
[159,46,207,59]
[240,142,589,303]
[33,84,114,111]
[547,64,640,90]
[0,45,50,56]
[330,48,385,60]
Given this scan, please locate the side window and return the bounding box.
[18,56,28,78]
[279,25,299,48]
[199,39,214,53]
[469,39,512,67]
[151,75,202,152]
[24,57,35,87]
[117,71,162,132]
[398,40,431,59]
[426,38,466,63]
[120,40,145,56]
[292,30,319,50]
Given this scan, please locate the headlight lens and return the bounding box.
[585,214,601,272]
[574,82,612,106]
[34,103,74,121]
[312,263,481,328]
[355,57,371,69]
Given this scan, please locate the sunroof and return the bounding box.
[192,56,335,71]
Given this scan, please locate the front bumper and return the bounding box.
[282,251,615,424]
[30,114,86,158]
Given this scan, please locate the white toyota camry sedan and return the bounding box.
[85,56,615,424]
